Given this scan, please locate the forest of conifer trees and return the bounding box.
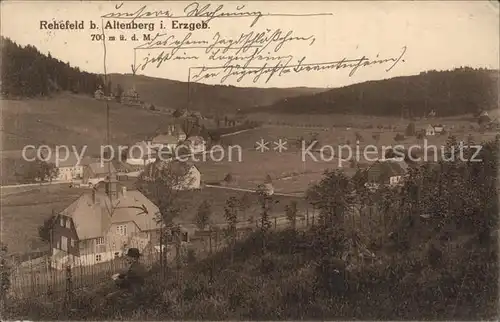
[1,37,103,98]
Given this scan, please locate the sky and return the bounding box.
[1,1,499,88]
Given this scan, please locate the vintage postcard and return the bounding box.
[0,0,499,320]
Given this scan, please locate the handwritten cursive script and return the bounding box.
[190,46,407,84]
[103,1,264,27]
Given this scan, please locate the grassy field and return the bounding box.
[0,183,311,255]
[0,93,178,154]
[205,123,498,194]
[1,185,86,254]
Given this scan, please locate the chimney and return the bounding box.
[121,186,127,197]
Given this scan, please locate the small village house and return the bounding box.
[43,153,93,182]
[185,135,206,154]
[94,86,104,100]
[151,133,179,151]
[425,124,436,136]
[167,124,187,142]
[126,141,158,166]
[365,160,407,190]
[82,162,117,186]
[478,111,491,126]
[143,159,201,190]
[50,176,161,269]
[433,124,445,135]
[121,87,140,105]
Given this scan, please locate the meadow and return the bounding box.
[1,185,86,254]
[0,183,311,255]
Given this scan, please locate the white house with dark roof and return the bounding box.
[51,176,161,269]
[43,152,93,182]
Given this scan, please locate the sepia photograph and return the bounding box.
[0,0,499,320]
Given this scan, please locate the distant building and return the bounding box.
[121,88,140,105]
[167,124,187,142]
[478,111,491,125]
[433,124,444,135]
[43,153,93,182]
[94,87,104,100]
[425,125,435,136]
[126,141,158,166]
[151,133,180,151]
[143,159,201,190]
[365,160,407,190]
[51,177,161,269]
[185,136,206,154]
[82,162,117,186]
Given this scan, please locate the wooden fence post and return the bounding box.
[274,217,277,230]
[65,265,73,307]
[209,228,212,255]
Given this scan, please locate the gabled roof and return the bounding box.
[60,182,160,240]
[152,134,179,145]
[366,161,406,184]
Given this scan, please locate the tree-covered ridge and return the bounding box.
[259,67,499,117]
[1,37,103,98]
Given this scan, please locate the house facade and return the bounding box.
[425,125,435,136]
[51,178,161,269]
[126,141,158,166]
[151,133,181,151]
[82,162,117,186]
[43,153,93,182]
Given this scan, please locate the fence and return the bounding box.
[6,204,393,302]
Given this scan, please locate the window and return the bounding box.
[116,225,127,236]
[65,218,71,229]
[61,236,68,252]
[96,237,105,245]
[60,216,64,227]
[56,239,61,249]
[70,239,75,248]
[95,254,102,262]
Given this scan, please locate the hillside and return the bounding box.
[107,73,326,115]
[251,68,499,117]
[1,37,101,98]
[0,93,173,154]
[1,36,326,115]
